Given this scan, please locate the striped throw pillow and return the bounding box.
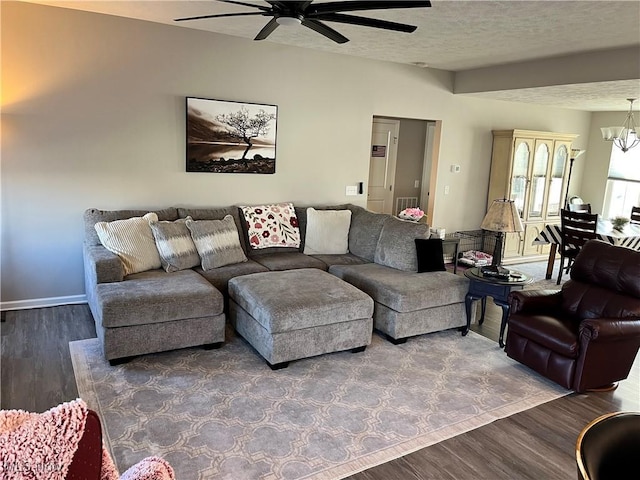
[94,212,161,275]
[149,218,200,272]
[186,215,248,270]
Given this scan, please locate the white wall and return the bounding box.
[581,112,622,213]
[1,2,592,307]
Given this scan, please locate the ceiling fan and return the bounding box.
[174,1,432,44]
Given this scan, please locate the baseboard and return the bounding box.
[0,295,87,312]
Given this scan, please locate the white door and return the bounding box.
[367,119,399,214]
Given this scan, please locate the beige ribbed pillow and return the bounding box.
[95,212,161,275]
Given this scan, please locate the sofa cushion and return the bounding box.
[186,215,248,270]
[84,207,178,246]
[329,263,468,313]
[94,213,162,276]
[241,202,301,249]
[194,260,269,297]
[177,206,248,254]
[150,218,200,272]
[311,253,370,269]
[303,208,352,255]
[374,217,430,272]
[251,252,327,271]
[415,238,446,273]
[97,269,223,328]
[346,205,388,262]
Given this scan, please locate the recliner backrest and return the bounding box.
[560,240,640,319]
[571,240,640,298]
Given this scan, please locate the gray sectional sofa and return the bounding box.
[83,203,471,365]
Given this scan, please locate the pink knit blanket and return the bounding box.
[0,399,173,480]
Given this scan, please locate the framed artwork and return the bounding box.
[186,97,278,174]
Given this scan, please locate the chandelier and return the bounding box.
[600,98,640,153]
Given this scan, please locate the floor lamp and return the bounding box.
[480,198,524,277]
[564,149,586,208]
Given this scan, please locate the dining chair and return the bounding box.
[568,203,592,213]
[631,206,640,225]
[557,209,598,284]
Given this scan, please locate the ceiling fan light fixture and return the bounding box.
[276,16,303,27]
[601,98,640,153]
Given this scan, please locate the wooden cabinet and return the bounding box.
[487,130,578,261]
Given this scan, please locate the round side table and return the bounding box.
[463,267,533,347]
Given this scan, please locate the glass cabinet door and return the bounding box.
[546,143,568,218]
[510,140,531,218]
[528,142,550,219]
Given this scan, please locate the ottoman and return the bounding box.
[228,268,374,369]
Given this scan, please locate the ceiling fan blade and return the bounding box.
[301,19,349,44]
[175,11,264,22]
[265,0,312,9]
[218,0,271,12]
[254,17,280,40]
[309,1,431,15]
[312,12,417,33]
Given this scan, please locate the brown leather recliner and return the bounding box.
[506,239,640,393]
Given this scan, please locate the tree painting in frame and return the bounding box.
[186,97,277,174]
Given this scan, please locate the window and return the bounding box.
[602,145,640,219]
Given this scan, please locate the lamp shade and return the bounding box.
[571,149,586,160]
[481,198,524,233]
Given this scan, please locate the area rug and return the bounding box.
[71,329,568,480]
[524,278,562,291]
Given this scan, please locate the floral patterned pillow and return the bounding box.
[241,203,301,249]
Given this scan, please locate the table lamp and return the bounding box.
[480,198,524,277]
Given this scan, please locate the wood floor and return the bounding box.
[1,300,638,479]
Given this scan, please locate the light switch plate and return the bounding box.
[345,185,358,196]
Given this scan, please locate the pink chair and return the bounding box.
[0,399,174,480]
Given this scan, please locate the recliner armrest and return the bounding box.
[508,290,563,315]
[83,244,124,284]
[580,318,640,341]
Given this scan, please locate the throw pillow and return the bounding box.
[94,212,161,275]
[303,208,352,255]
[415,238,446,272]
[241,202,301,249]
[149,218,201,272]
[185,215,248,270]
[374,217,430,272]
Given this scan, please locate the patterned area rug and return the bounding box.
[71,329,568,480]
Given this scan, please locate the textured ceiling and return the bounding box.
[23,0,640,111]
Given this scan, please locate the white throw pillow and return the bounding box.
[95,212,161,275]
[303,208,352,255]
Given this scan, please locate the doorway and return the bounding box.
[368,116,439,222]
[367,118,399,213]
